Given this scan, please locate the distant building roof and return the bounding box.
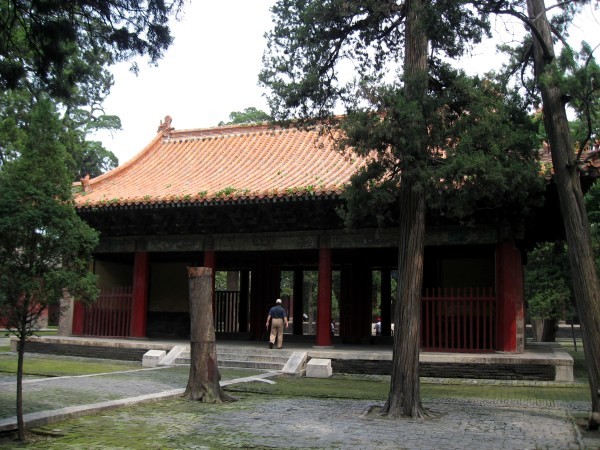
[75,119,365,209]
[75,117,599,211]
[538,141,600,179]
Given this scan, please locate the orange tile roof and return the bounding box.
[75,121,366,209]
[538,142,600,177]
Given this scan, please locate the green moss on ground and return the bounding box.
[423,383,589,402]
[1,396,265,449]
[0,342,594,448]
[1,379,592,450]
[0,355,141,377]
[227,374,389,400]
[225,373,590,403]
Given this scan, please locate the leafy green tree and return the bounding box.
[1,1,188,180]
[1,2,185,440]
[261,0,542,418]
[218,107,272,126]
[0,40,122,180]
[0,0,184,98]
[561,43,600,156]
[585,180,600,274]
[481,0,600,429]
[0,89,30,167]
[0,99,99,441]
[1,87,120,180]
[62,107,121,179]
[525,242,571,341]
[56,49,122,178]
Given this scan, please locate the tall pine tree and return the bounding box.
[261,0,543,418]
[0,99,99,440]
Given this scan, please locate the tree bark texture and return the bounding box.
[527,0,600,429]
[531,318,557,342]
[385,181,428,418]
[383,0,430,419]
[16,334,25,441]
[15,298,32,441]
[183,267,236,403]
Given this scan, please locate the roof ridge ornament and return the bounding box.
[157,115,174,137]
[80,174,91,192]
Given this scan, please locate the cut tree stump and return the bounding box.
[183,267,236,403]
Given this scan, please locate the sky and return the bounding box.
[95,0,275,163]
[95,1,600,165]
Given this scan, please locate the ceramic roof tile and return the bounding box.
[75,122,365,208]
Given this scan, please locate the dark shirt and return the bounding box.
[268,305,287,319]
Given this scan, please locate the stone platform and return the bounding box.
[14,336,574,382]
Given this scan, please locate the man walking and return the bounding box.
[266,298,288,349]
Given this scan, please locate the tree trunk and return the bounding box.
[183,267,236,403]
[531,318,557,342]
[16,333,25,441]
[384,181,429,418]
[383,0,429,419]
[527,0,600,430]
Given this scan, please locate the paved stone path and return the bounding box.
[0,356,595,449]
[0,365,189,421]
[196,397,581,450]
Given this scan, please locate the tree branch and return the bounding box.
[481,4,554,63]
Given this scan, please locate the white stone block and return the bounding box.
[306,358,332,378]
[282,351,308,376]
[143,349,166,367]
[159,345,186,365]
[555,364,574,382]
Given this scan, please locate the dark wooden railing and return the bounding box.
[214,290,239,333]
[421,287,496,352]
[83,286,133,337]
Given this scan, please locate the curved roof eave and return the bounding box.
[74,120,363,210]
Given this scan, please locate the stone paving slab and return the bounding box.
[0,354,597,449]
[0,388,185,433]
[0,366,191,422]
[190,397,582,450]
[17,396,587,449]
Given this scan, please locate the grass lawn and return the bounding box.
[0,354,141,377]
[0,343,596,448]
[29,330,58,337]
[225,373,591,403]
[1,327,58,336]
[0,374,593,449]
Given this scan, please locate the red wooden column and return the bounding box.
[496,241,525,352]
[316,247,332,346]
[204,250,216,312]
[130,251,150,338]
[72,301,85,335]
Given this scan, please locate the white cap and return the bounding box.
[276,298,282,304]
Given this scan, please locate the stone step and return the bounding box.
[174,357,286,371]
[220,360,286,371]
[173,347,292,370]
[179,348,292,360]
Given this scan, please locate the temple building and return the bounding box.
[68,117,535,353]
